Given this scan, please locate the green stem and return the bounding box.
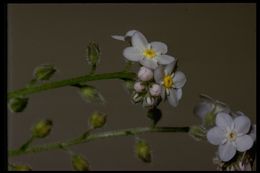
[19,136,35,151]
[9,126,189,157]
[8,71,136,99]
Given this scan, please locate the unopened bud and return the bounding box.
[135,140,151,163]
[132,93,143,103]
[72,155,89,171]
[149,84,161,96]
[147,108,162,127]
[86,42,100,66]
[33,64,56,81]
[138,67,153,81]
[32,119,53,138]
[10,164,32,171]
[203,111,216,128]
[144,96,155,106]
[134,82,145,92]
[8,97,28,113]
[188,125,206,141]
[80,85,105,104]
[89,111,107,129]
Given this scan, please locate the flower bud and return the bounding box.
[132,93,143,103]
[89,111,107,129]
[149,84,161,96]
[135,140,151,163]
[134,82,145,92]
[86,42,100,66]
[144,96,155,106]
[137,67,153,81]
[8,97,28,113]
[32,119,53,138]
[188,125,206,141]
[147,108,162,127]
[11,165,32,171]
[33,64,56,81]
[79,85,105,104]
[72,155,89,171]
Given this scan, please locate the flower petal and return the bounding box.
[157,55,175,65]
[218,142,236,162]
[194,101,214,120]
[214,100,230,114]
[176,88,182,100]
[125,30,138,37]
[140,58,158,69]
[123,47,143,61]
[173,71,187,89]
[216,112,234,130]
[111,35,125,41]
[236,135,254,152]
[234,115,251,134]
[206,127,225,145]
[150,41,168,54]
[154,66,164,83]
[167,89,179,107]
[164,61,177,74]
[131,32,148,50]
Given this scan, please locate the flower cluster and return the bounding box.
[193,94,256,170]
[112,30,187,108]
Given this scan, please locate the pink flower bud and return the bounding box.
[134,82,145,92]
[138,67,153,81]
[149,84,162,96]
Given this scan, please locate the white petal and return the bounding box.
[164,60,177,74]
[218,142,236,162]
[150,41,168,54]
[236,135,253,152]
[157,55,175,65]
[140,58,158,69]
[234,115,251,134]
[167,89,178,107]
[123,47,143,61]
[154,66,164,83]
[176,88,182,100]
[125,30,138,37]
[216,112,234,130]
[111,35,125,41]
[214,100,230,114]
[131,32,148,50]
[206,127,225,145]
[173,71,187,89]
[194,101,214,120]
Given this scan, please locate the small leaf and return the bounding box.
[8,97,28,113]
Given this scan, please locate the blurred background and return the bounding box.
[8,3,256,171]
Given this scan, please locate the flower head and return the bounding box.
[123,32,175,69]
[134,82,145,93]
[154,61,186,107]
[207,112,254,162]
[149,84,162,97]
[137,66,153,81]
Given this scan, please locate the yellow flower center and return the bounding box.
[227,131,237,141]
[143,49,156,59]
[163,75,174,88]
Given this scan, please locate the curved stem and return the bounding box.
[8,71,136,99]
[9,126,189,157]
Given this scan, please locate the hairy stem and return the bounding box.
[9,126,189,157]
[8,71,136,99]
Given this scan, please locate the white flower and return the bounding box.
[154,61,186,107]
[207,112,254,162]
[137,66,153,81]
[149,84,162,96]
[111,30,138,41]
[193,94,231,128]
[134,82,145,92]
[123,32,175,69]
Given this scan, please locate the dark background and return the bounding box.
[8,3,256,171]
